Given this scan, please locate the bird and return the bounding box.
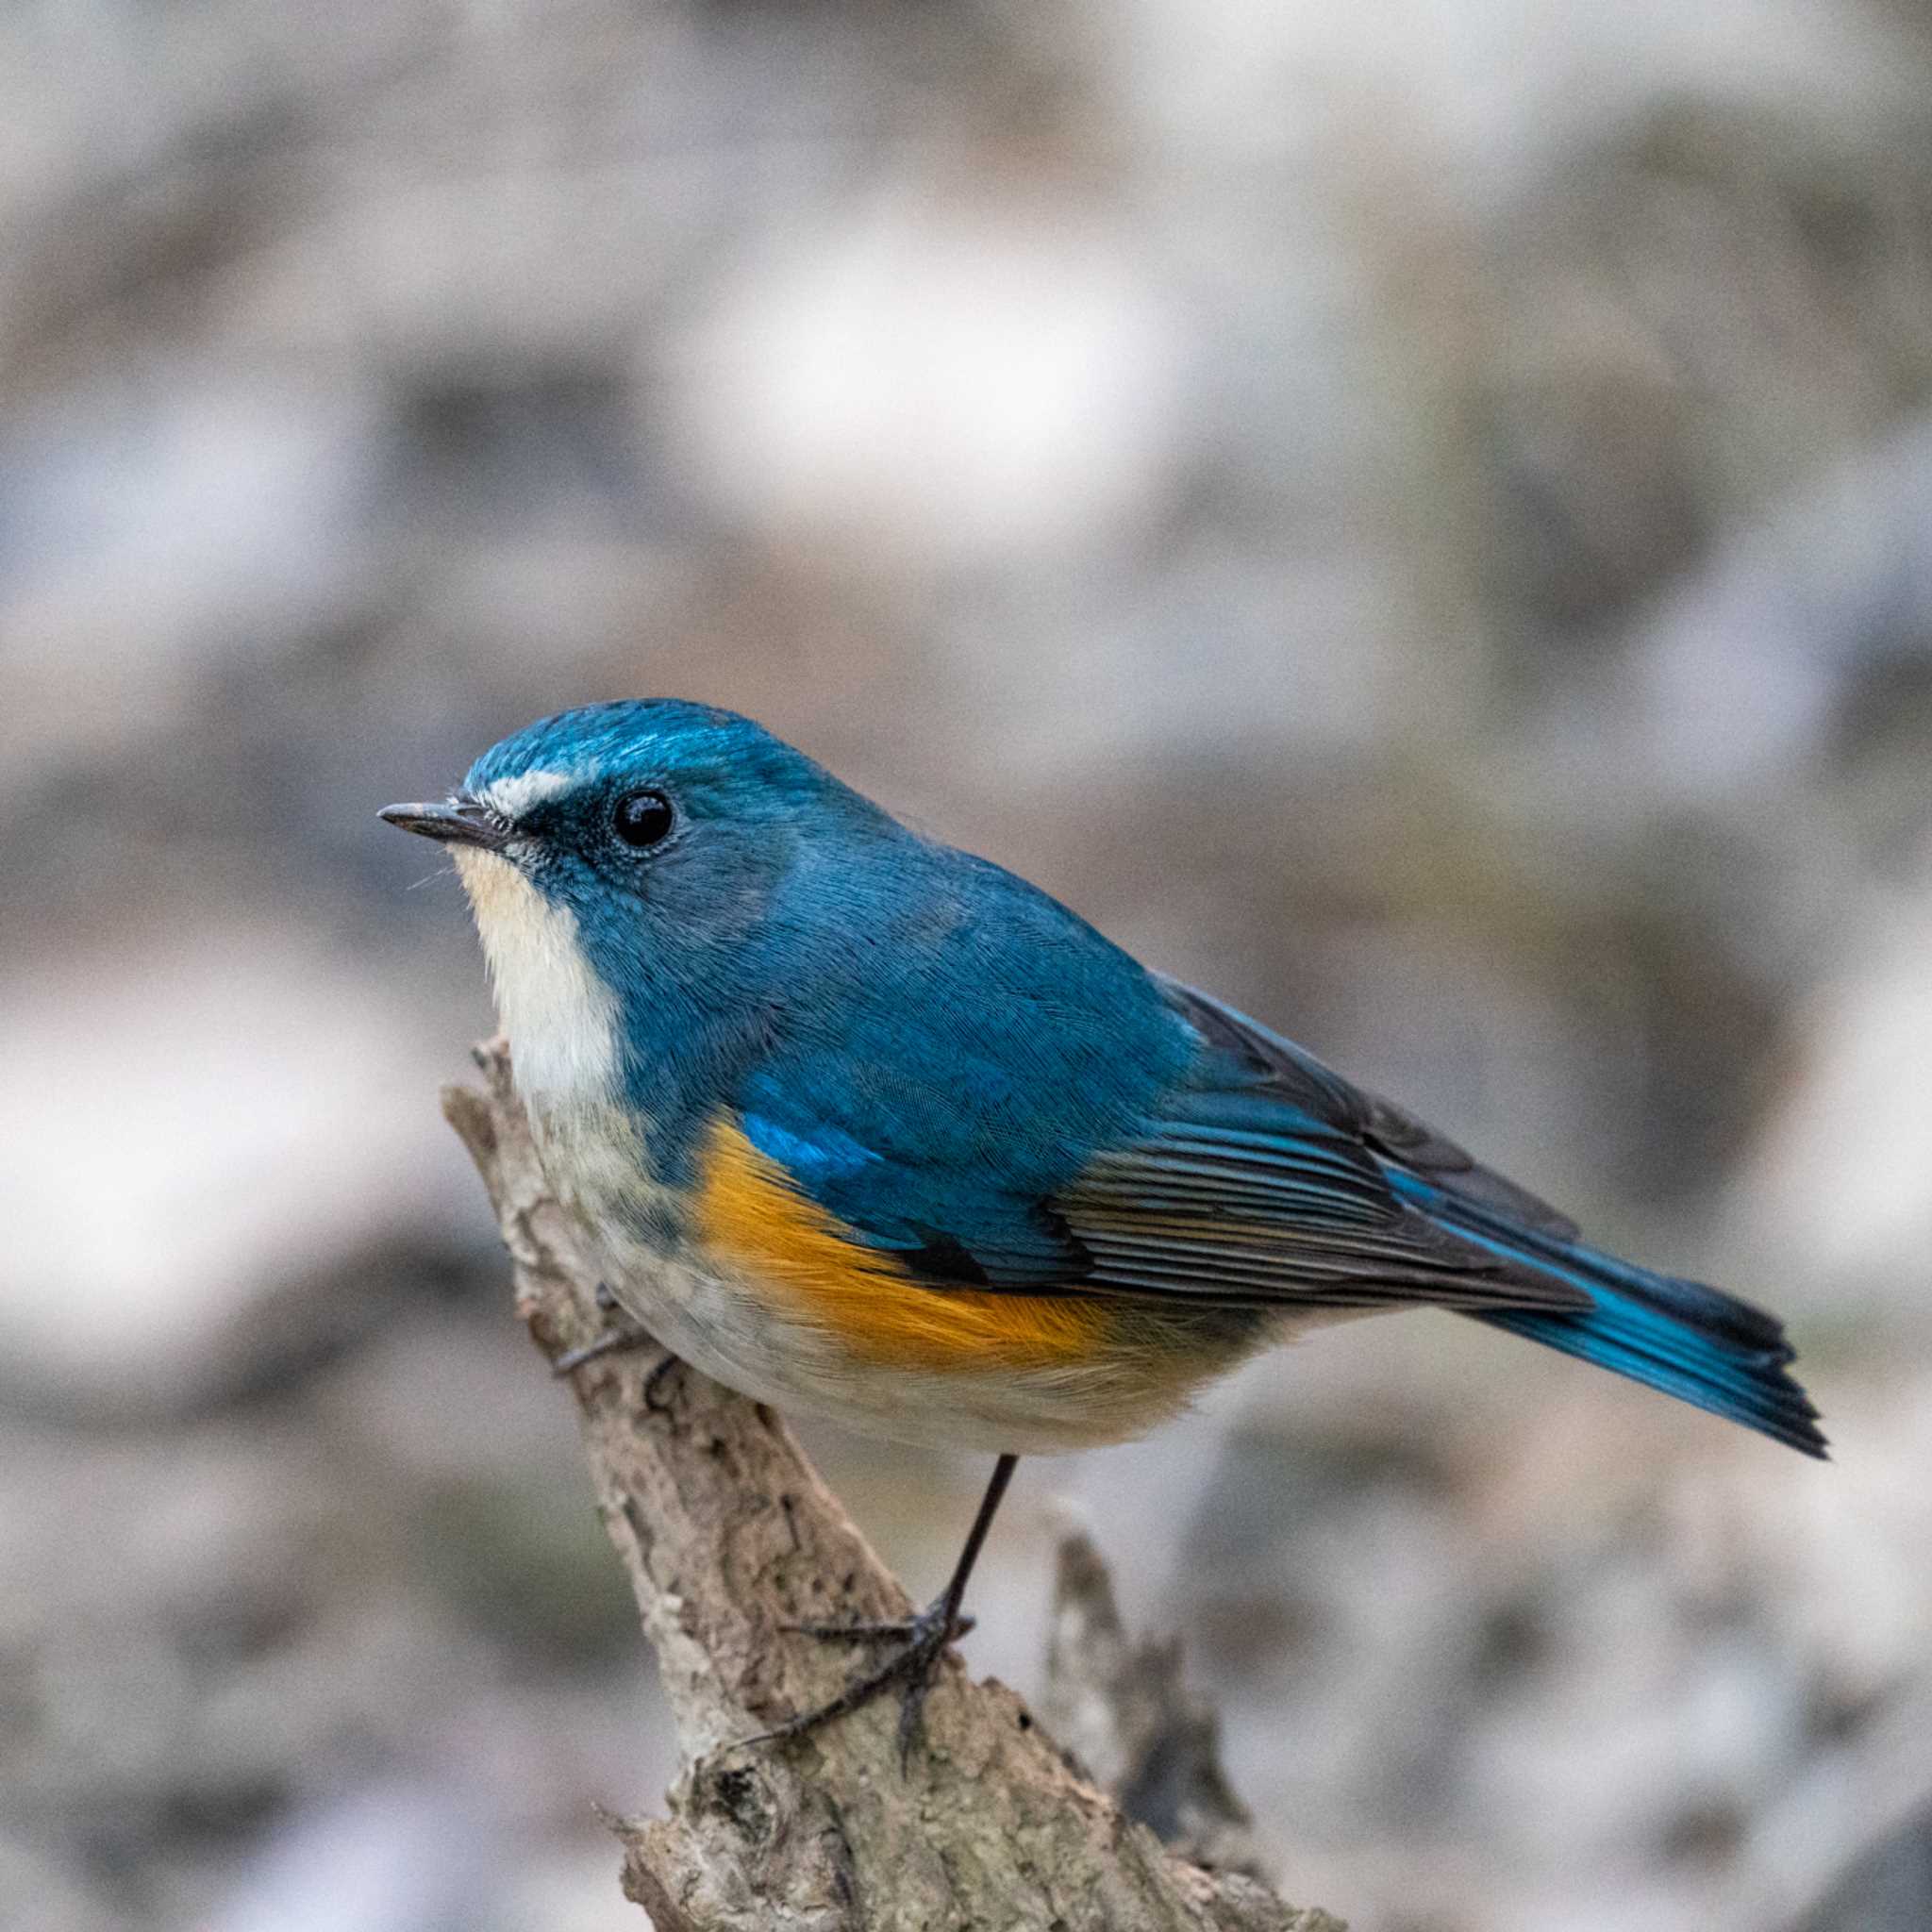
[381,698,1825,1753]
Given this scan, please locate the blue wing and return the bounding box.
[733,970,1588,1315]
[733,973,1824,1457]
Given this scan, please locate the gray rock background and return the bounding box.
[3,3,1929,1928]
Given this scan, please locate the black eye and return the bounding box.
[611,789,675,850]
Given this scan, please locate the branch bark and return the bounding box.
[443,1041,1342,1932]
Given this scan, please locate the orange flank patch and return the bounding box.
[692,1116,1107,1374]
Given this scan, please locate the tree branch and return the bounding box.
[443,1041,1342,1932]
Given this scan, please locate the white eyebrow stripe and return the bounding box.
[479,769,576,819]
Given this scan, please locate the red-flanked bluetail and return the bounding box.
[383,700,1824,1750]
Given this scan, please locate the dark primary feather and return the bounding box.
[1059,1106,1590,1313]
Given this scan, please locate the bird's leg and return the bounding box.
[552,1284,658,1377]
[748,1454,1019,1765]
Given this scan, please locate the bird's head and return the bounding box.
[381,699,884,1107]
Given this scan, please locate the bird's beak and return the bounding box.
[377,797,510,852]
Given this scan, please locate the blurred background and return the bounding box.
[3,2,1930,1928]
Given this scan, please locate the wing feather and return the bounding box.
[734,978,1591,1320]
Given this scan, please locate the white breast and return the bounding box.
[452,846,621,1111]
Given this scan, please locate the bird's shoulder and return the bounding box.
[758,832,1197,1163]
[715,837,1191,1274]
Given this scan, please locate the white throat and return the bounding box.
[453,846,621,1109]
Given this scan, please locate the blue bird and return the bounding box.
[381,699,1824,1746]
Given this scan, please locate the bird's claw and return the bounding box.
[551,1324,651,1376]
[552,1302,683,1410]
[741,1595,973,1766]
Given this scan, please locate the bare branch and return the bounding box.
[1042,1528,1271,1883]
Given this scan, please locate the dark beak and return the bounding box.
[377,798,510,852]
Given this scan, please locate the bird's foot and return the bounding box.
[551,1324,651,1376]
[552,1289,677,1396]
[747,1594,974,1764]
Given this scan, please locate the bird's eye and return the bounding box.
[611,789,675,850]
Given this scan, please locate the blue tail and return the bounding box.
[1396,1177,1827,1457]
